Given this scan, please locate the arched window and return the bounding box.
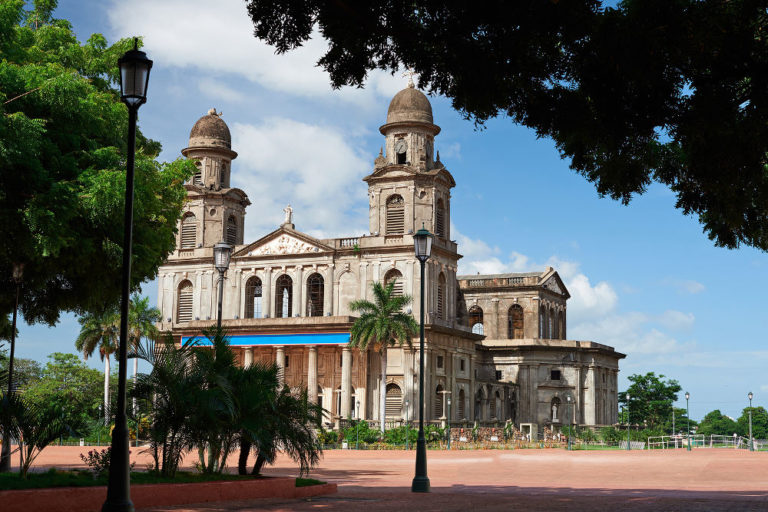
[386,195,405,235]
[547,308,555,339]
[244,276,262,319]
[437,273,446,320]
[384,269,403,297]
[559,311,566,340]
[539,307,545,338]
[434,385,444,419]
[551,397,562,422]
[192,161,203,186]
[435,198,446,238]
[176,280,193,323]
[306,273,324,317]
[458,389,466,419]
[180,213,197,249]
[508,304,524,339]
[385,383,402,418]
[469,306,484,335]
[226,215,237,246]
[275,274,293,318]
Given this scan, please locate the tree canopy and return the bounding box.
[737,406,768,439]
[0,0,193,326]
[620,372,681,430]
[246,0,768,251]
[697,409,738,437]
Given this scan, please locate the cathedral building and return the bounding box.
[155,83,625,434]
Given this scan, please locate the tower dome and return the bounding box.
[188,108,231,149]
[386,83,434,124]
[380,82,440,135]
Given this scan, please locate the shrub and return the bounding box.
[343,420,381,444]
[79,447,135,477]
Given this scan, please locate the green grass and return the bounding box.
[0,469,265,491]
[295,477,325,487]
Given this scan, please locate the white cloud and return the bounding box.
[107,0,404,106]
[658,310,695,331]
[230,118,370,241]
[198,77,245,103]
[665,278,706,294]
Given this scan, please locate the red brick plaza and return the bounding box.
[29,446,768,511]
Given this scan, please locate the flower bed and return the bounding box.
[0,475,336,512]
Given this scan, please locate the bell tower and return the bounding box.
[364,80,454,242]
[175,108,250,253]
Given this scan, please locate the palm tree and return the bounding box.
[349,280,418,435]
[75,307,119,425]
[128,295,160,415]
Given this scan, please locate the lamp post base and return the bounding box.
[411,436,430,493]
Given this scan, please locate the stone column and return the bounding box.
[340,346,352,418]
[194,271,202,320]
[491,298,500,339]
[324,264,334,316]
[403,348,415,419]
[263,267,272,318]
[308,346,318,404]
[584,365,597,425]
[359,262,368,300]
[469,354,476,421]
[275,346,285,386]
[243,347,253,368]
[294,265,303,316]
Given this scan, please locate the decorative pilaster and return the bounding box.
[340,347,352,418]
[308,346,318,404]
[275,346,285,386]
[263,267,272,318]
[294,265,303,316]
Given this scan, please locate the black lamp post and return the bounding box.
[748,391,754,452]
[685,391,691,452]
[0,263,24,472]
[213,241,232,329]
[411,226,432,493]
[446,395,452,450]
[104,38,152,512]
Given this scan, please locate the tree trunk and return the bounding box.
[237,436,251,475]
[380,347,387,436]
[104,356,110,426]
[251,451,267,475]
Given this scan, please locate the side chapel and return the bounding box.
[156,83,625,433]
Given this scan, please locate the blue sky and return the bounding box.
[17,0,768,421]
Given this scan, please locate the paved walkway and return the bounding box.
[26,446,768,511]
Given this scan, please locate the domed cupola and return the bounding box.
[187,108,232,149]
[380,81,440,136]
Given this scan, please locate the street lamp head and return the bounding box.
[413,225,433,263]
[213,241,232,273]
[117,38,152,108]
[405,399,410,406]
[626,393,630,401]
[447,397,451,406]
[566,395,571,402]
[685,391,690,401]
[11,262,24,283]
[748,391,753,401]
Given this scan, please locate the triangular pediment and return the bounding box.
[234,227,333,257]
[541,272,570,298]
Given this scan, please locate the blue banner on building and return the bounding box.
[181,332,350,346]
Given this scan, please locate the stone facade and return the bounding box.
[156,83,625,432]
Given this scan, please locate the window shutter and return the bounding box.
[386,195,405,235]
[177,282,193,323]
[180,215,196,249]
[226,216,237,246]
[385,384,402,418]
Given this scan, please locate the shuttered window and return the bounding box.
[177,281,193,323]
[226,216,237,246]
[386,195,405,235]
[180,214,196,249]
[434,386,444,418]
[458,389,466,419]
[508,304,524,339]
[437,273,446,320]
[384,269,403,298]
[435,199,445,238]
[385,383,402,418]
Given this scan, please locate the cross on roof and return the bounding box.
[402,68,416,88]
